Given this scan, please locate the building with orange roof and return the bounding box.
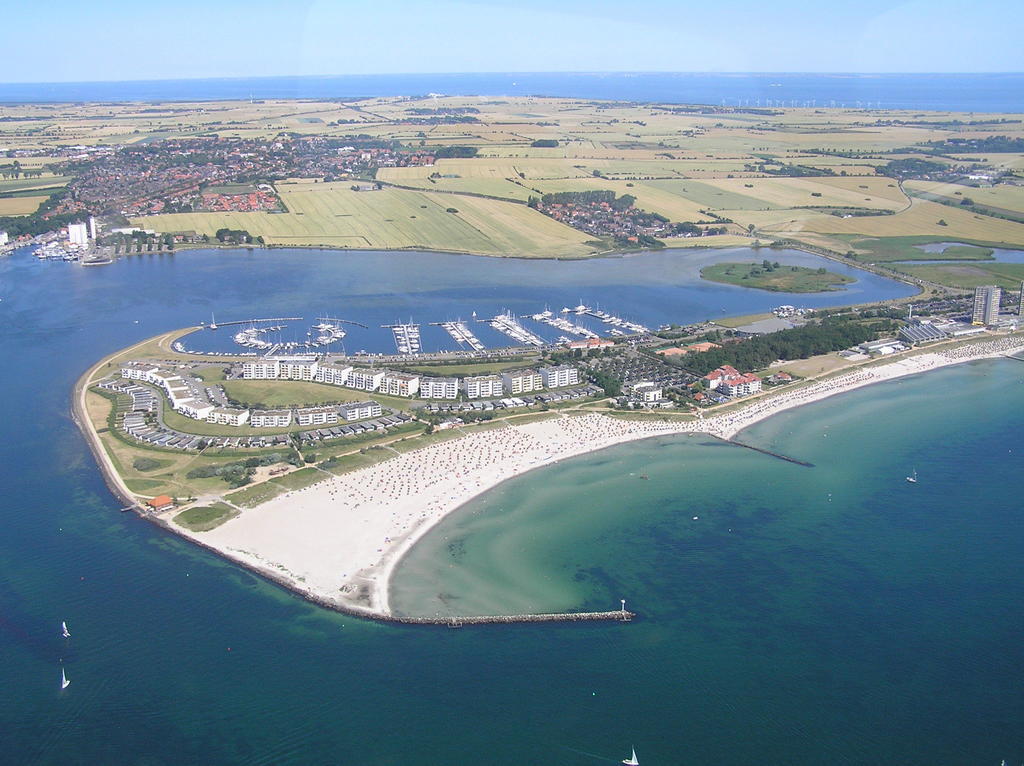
[147,495,174,512]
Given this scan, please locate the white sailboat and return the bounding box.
[906,468,918,483]
[60,665,70,690]
[622,747,639,765]
[61,621,70,638]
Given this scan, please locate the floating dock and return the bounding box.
[485,311,545,346]
[585,308,649,334]
[383,323,422,354]
[434,320,486,351]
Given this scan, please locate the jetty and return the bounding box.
[720,437,814,467]
[527,310,599,338]
[204,316,302,329]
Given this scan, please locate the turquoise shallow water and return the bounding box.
[0,247,1020,764]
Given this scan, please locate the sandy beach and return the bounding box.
[171,335,1024,618]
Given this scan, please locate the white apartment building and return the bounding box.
[464,375,504,399]
[278,357,319,381]
[250,409,293,428]
[241,359,280,379]
[67,222,89,246]
[502,369,543,395]
[339,401,383,421]
[207,407,250,426]
[631,382,663,402]
[347,369,385,392]
[295,406,339,426]
[314,364,353,387]
[419,376,459,399]
[381,372,420,397]
[540,365,580,389]
[175,398,216,420]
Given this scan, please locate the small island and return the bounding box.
[701,261,856,293]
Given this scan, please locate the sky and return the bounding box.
[3,0,1022,83]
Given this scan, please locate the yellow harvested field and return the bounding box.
[904,180,1024,214]
[0,195,47,216]
[763,198,1024,245]
[133,182,596,258]
[702,177,907,211]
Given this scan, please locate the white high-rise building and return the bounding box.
[67,222,89,246]
[540,365,580,389]
[419,377,459,399]
[502,369,543,395]
[972,285,1001,325]
[0,231,9,247]
[88,216,97,240]
[463,375,504,399]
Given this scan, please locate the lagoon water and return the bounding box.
[0,246,1021,764]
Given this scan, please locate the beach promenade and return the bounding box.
[166,334,1024,621]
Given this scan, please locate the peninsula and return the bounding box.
[73,320,1024,622]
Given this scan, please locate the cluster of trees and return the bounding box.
[883,157,947,179]
[584,367,622,397]
[0,161,47,180]
[186,451,302,488]
[214,228,263,245]
[0,188,81,238]
[920,135,1024,154]
[432,146,479,159]
[530,139,559,148]
[673,319,882,376]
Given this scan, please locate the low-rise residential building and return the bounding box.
[502,368,543,395]
[540,365,580,388]
[381,372,420,397]
[464,375,504,399]
[419,376,459,399]
[250,409,293,428]
[567,337,614,350]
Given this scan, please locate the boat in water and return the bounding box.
[622,747,639,765]
[60,665,70,690]
[906,469,918,483]
[61,621,70,639]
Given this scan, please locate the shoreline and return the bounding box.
[73,332,1024,625]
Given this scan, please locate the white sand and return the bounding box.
[177,335,1024,617]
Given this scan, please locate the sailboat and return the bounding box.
[61,621,70,639]
[906,469,918,483]
[60,665,70,690]
[622,747,639,765]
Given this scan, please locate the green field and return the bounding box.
[840,236,1001,262]
[895,262,1024,290]
[173,503,238,532]
[701,262,855,292]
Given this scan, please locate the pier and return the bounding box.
[383,322,422,354]
[205,316,303,329]
[433,320,486,351]
[485,311,545,346]
[528,310,599,338]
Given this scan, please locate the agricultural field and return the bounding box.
[133,182,596,258]
[0,195,47,216]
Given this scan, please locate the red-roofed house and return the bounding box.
[703,365,762,397]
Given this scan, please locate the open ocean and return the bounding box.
[2,72,1023,111]
[0,246,1021,764]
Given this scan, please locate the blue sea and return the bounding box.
[2,72,1022,111]
[0,245,1021,764]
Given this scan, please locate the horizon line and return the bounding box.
[2,70,1023,88]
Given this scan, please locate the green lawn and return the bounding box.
[269,467,331,491]
[224,482,287,508]
[840,235,1002,262]
[701,262,854,292]
[173,503,239,532]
